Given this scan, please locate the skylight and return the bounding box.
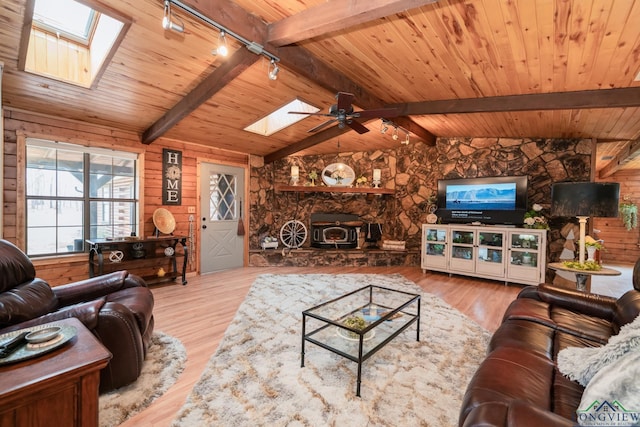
[33,0,97,45]
[22,0,127,88]
[244,99,320,136]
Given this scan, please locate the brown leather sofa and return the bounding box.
[459,259,640,426]
[0,239,154,392]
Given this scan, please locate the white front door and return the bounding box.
[200,163,245,274]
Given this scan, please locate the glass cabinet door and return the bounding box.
[478,231,503,264]
[424,228,446,256]
[510,232,540,267]
[450,229,474,270]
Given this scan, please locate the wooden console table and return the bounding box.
[87,236,188,285]
[0,318,111,427]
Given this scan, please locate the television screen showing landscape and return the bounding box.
[445,183,516,210]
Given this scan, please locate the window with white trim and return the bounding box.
[26,138,139,256]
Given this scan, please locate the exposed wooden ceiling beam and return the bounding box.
[389,87,640,115]
[264,120,375,164]
[599,138,640,178]
[267,0,438,46]
[141,0,270,144]
[276,45,436,149]
[142,49,257,144]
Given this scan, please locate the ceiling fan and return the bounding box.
[289,92,399,134]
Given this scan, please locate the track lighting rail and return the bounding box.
[164,0,280,64]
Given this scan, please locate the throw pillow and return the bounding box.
[576,350,640,426]
[557,314,640,386]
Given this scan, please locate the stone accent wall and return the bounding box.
[249,138,592,267]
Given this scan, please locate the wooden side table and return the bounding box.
[548,262,622,292]
[0,318,111,427]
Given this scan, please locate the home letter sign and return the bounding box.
[162,148,182,205]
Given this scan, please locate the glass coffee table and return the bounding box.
[301,284,421,396]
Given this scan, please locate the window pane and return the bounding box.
[209,173,237,221]
[27,227,57,255]
[115,158,134,176]
[57,150,83,172]
[90,201,112,226]
[58,200,83,226]
[58,226,84,253]
[27,145,56,169]
[90,154,112,174]
[112,175,134,199]
[27,169,56,197]
[33,0,95,41]
[91,225,113,240]
[27,199,57,226]
[90,174,112,198]
[58,170,84,197]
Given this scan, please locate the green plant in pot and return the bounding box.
[620,195,638,231]
[342,315,367,339]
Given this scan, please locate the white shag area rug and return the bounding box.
[99,331,187,427]
[173,274,491,426]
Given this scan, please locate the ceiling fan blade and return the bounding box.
[347,120,370,134]
[288,111,332,117]
[354,107,400,119]
[336,92,355,112]
[308,118,338,133]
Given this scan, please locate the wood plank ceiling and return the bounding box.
[1,0,639,176]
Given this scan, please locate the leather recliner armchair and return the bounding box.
[0,239,154,392]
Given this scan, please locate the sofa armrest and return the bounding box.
[0,299,105,333]
[461,401,575,427]
[519,283,617,320]
[53,271,147,307]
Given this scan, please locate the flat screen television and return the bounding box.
[436,176,528,225]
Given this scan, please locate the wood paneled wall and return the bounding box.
[2,109,248,286]
[594,170,640,265]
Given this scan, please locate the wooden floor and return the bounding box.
[119,266,526,426]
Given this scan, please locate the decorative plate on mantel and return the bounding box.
[321,163,355,187]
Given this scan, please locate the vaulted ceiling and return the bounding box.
[1,0,640,176]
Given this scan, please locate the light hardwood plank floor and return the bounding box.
[117,266,536,426]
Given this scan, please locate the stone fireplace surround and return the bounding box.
[249,137,592,268]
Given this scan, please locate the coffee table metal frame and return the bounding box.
[301,284,420,396]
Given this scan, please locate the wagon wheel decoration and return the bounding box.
[279,220,307,249]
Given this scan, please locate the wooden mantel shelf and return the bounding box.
[275,184,394,196]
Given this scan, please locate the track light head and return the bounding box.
[392,127,399,140]
[380,120,388,134]
[213,31,228,56]
[268,59,280,80]
[162,0,184,33]
[403,133,410,145]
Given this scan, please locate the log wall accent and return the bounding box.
[2,109,247,286]
[594,169,640,264]
[249,137,593,267]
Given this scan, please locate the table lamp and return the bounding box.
[550,182,620,264]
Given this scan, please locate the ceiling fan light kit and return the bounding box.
[289,92,400,135]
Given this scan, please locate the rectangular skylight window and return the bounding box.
[33,0,97,44]
[244,99,320,136]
